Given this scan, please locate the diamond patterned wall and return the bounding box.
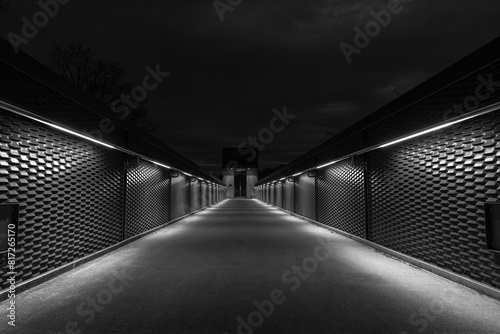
[367,113,500,288]
[125,159,171,238]
[295,173,316,220]
[0,111,124,290]
[0,109,224,290]
[316,159,366,238]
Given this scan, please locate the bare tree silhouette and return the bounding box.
[48,43,154,131]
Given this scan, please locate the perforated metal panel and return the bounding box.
[367,114,500,288]
[125,160,171,238]
[0,112,124,290]
[316,159,366,238]
[283,180,294,212]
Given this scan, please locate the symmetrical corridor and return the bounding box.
[2,199,500,334]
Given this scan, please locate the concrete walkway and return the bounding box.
[2,199,500,334]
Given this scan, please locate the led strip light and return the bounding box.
[0,100,224,186]
[257,102,500,187]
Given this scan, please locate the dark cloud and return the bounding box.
[1,0,499,174]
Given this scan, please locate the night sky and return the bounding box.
[1,0,499,174]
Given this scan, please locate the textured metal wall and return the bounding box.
[125,160,171,238]
[316,159,366,238]
[367,114,500,289]
[253,42,500,291]
[171,173,190,219]
[283,180,294,212]
[295,173,316,220]
[0,112,124,290]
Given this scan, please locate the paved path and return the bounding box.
[1,199,500,333]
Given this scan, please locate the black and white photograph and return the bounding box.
[1,0,500,333]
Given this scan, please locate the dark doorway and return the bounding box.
[234,170,247,198]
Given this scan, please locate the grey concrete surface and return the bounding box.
[1,198,500,334]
